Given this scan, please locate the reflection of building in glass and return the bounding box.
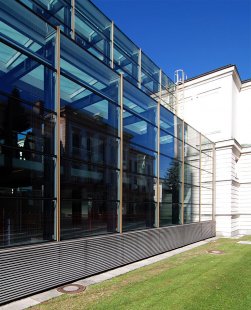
[0,0,214,305]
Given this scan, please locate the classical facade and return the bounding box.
[177,65,251,236]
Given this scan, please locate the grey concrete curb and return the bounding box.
[0,237,218,310]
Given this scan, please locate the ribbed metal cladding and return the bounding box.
[0,221,215,305]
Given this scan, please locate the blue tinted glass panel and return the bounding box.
[141,51,159,81]
[160,130,182,160]
[60,76,120,137]
[123,80,157,126]
[123,142,157,177]
[141,69,159,95]
[75,12,110,64]
[159,155,182,181]
[0,0,56,65]
[76,0,111,33]
[160,106,183,139]
[114,25,139,85]
[19,0,72,36]
[0,42,55,111]
[61,35,119,104]
[123,110,157,151]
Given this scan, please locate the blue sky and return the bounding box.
[93,0,251,81]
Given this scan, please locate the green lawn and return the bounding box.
[32,237,251,310]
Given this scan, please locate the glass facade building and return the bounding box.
[0,0,214,249]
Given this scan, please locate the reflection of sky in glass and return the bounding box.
[124,120,147,135]
[84,100,108,120]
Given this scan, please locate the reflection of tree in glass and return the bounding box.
[164,161,180,224]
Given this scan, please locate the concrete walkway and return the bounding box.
[1,237,217,310]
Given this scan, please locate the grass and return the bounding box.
[31,237,251,310]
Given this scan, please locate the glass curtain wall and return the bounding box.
[18,0,176,110]
[60,35,120,239]
[159,106,183,226]
[183,124,201,223]
[0,1,57,248]
[0,0,214,248]
[123,80,157,231]
[201,135,213,221]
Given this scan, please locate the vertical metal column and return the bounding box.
[110,21,114,69]
[56,27,61,241]
[138,48,142,89]
[71,0,75,40]
[212,144,216,221]
[156,70,161,228]
[199,133,202,222]
[119,73,124,233]
[181,120,185,224]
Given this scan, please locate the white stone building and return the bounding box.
[177,65,251,236]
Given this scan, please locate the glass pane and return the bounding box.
[201,204,212,221]
[75,13,110,64]
[184,185,200,223]
[61,35,119,104]
[20,0,72,36]
[201,171,213,188]
[63,127,119,168]
[76,0,111,33]
[123,110,157,151]
[141,69,159,95]
[160,106,183,139]
[184,203,200,224]
[123,172,157,203]
[160,130,182,160]
[201,187,213,206]
[160,203,181,227]
[159,155,182,181]
[201,134,213,153]
[159,180,182,204]
[0,42,55,111]
[1,1,56,64]
[184,185,200,205]
[201,152,213,173]
[60,76,120,138]
[114,26,139,85]
[0,152,55,198]
[122,202,156,232]
[184,163,200,186]
[0,198,55,248]
[185,143,200,168]
[61,200,118,239]
[123,80,157,126]
[61,160,119,201]
[0,94,55,156]
[184,123,200,150]
[161,94,176,112]
[141,52,159,83]
[123,142,157,177]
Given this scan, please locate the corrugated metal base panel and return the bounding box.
[0,221,215,305]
